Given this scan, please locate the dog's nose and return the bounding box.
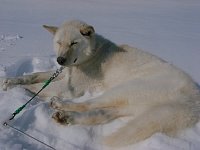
[57,57,66,65]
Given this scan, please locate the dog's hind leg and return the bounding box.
[103,103,198,147]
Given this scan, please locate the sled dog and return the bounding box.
[1,20,200,147]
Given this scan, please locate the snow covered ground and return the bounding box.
[0,0,200,149]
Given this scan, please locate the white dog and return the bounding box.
[1,20,200,147]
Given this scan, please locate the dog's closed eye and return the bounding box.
[74,58,77,63]
[70,41,78,46]
[57,41,62,46]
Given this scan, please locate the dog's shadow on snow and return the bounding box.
[4,56,57,77]
[5,59,34,77]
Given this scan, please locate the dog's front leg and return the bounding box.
[0,69,67,91]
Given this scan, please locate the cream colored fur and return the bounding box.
[0,20,200,148]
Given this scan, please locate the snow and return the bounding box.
[0,0,200,149]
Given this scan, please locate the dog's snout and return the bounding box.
[57,57,66,65]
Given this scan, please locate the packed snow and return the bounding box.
[0,0,200,150]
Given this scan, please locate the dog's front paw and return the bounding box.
[50,96,63,110]
[0,78,15,91]
[52,111,75,126]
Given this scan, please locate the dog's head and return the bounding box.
[43,20,95,66]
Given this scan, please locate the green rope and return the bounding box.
[43,79,51,88]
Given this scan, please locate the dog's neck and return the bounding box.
[75,34,121,79]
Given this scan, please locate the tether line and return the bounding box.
[3,122,56,150]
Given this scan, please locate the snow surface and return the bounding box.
[0,0,200,150]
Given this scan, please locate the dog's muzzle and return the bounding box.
[57,57,66,65]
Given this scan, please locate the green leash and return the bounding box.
[5,66,64,121]
[2,67,64,150]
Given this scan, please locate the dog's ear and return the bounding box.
[43,25,58,35]
[80,25,95,37]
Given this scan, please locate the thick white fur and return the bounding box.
[0,20,200,148]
